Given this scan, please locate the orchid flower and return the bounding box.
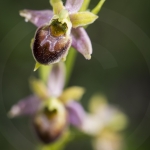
[8,62,85,144]
[57,94,127,150]
[81,94,128,150]
[20,0,105,69]
[65,94,128,150]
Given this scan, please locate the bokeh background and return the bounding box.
[0,0,150,149]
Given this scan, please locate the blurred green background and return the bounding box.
[0,0,150,149]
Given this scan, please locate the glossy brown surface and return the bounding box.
[33,109,68,144]
[33,24,71,65]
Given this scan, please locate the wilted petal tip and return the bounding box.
[19,10,31,22]
[85,54,91,60]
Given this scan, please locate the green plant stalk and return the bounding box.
[65,47,77,85]
[38,65,52,83]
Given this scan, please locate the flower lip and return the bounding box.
[33,98,68,144]
[32,24,71,65]
[33,113,68,144]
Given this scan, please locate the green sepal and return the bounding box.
[59,86,85,104]
[34,62,41,72]
[70,11,98,28]
[29,77,49,100]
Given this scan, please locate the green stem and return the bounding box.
[65,47,77,86]
[38,65,52,83]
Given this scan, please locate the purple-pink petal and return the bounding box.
[71,27,92,60]
[47,63,65,97]
[8,95,41,118]
[65,0,84,14]
[66,101,86,128]
[20,9,53,27]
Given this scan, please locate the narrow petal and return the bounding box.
[71,27,92,59]
[66,101,86,128]
[8,95,41,118]
[91,0,106,15]
[47,62,65,97]
[59,86,85,103]
[65,0,84,13]
[69,11,98,28]
[20,9,53,27]
[50,0,64,15]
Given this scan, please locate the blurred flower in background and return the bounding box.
[66,94,128,150]
[87,95,128,150]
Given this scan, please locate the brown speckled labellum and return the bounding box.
[32,19,71,65]
[33,106,68,144]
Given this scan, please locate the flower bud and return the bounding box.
[33,100,68,144]
[32,19,71,65]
